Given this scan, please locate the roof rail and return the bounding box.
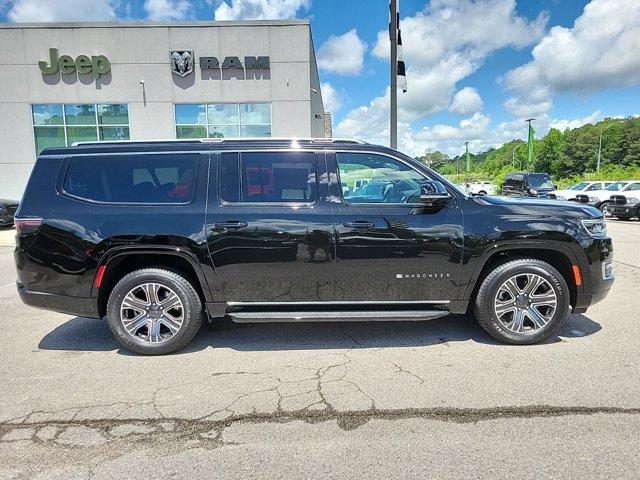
[72,137,368,147]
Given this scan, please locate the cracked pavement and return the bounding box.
[1,220,639,479]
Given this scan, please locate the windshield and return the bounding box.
[527,175,554,189]
[568,182,589,191]
[605,182,625,191]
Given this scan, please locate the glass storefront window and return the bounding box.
[32,105,63,126]
[175,104,207,125]
[31,104,130,155]
[65,104,96,125]
[175,103,271,139]
[97,104,129,125]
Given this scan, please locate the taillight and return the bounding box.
[15,217,43,234]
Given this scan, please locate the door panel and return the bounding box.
[206,150,335,302]
[327,151,463,302]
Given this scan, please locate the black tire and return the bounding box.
[473,258,570,345]
[598,201,609,214]
[106,268,204,355]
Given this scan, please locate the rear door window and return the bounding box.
[219,151,317,203]
[63,154,198,203]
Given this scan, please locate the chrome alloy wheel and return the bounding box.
[120,283,184,344]
[493,273,557,334]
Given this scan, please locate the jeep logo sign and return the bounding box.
[39,48,110,79]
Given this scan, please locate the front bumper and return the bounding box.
[571,237,614,313]
[608,204,639,218]
[17,282,100,318]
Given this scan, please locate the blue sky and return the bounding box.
[2,0,639,156]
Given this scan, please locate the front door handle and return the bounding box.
[215,220,248,229]
[343,220,375,229]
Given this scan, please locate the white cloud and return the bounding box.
[449,87,483,115]
[213,0,309,20]
[336,0,547,150]
[6,0,117,22]
[504,0,640,116]
[316,29,367,76]
[320,82,341,114]
[549,110,603,132]
[144,0,191,21]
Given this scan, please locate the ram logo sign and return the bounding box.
[169,50,195,77]
[169,51,270,76]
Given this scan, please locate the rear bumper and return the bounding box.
[17,283,100,318]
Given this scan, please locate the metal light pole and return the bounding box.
[465,141,470,172]
[389,0,398,149]
[597,121,620,172]
[525,118,535,171]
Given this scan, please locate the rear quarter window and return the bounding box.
[62,153,198,203]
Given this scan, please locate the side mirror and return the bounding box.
[420,180,451,205]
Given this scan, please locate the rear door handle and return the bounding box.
[343,220,375,228]
[215,221,248,229]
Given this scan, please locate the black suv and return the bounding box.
[15,139,614,354]
[502,172,556,197]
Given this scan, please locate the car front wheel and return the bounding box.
[473,258,570,344]
[106,268,204,355]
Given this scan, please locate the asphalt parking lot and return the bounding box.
[0,219,639,479]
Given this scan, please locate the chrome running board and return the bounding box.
[228,310,449,323]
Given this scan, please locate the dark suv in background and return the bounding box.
[502,172,556,197]
[15,139,614,355]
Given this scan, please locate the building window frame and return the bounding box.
[174,102,272,139]
[31,103,130,155]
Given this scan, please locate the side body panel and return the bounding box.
[325,151,464,302]
[205,151,336,303]
[15,151,213,308]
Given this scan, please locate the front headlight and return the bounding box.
[626,197,639,205]
[554,195,565,200]
[581,219,607,237]
[588,196,599,202]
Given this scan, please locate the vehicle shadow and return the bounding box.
[38,313,601,355]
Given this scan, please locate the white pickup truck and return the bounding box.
[459,181,496,196]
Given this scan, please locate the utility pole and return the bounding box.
[465,141,470,172]
[389,0,398,149]
[525,118,535,171]
[597,121,619,172]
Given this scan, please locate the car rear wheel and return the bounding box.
[598,201,611,217]
[106,268,204,355]
[473,258,569,344]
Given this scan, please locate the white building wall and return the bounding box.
[0,20,323,200]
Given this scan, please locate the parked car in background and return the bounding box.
[459,181,496,196]
[502,172,556,197]
[0,199,19,227]
[549,181,613,202]
[577,180,640,214]
[606,181,640,220]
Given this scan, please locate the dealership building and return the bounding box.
[0,20,326,200]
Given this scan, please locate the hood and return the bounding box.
[477,195,602,219]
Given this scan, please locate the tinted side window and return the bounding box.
[219,151,317,203]
[336,152,426,204]
[63,154,198,203]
